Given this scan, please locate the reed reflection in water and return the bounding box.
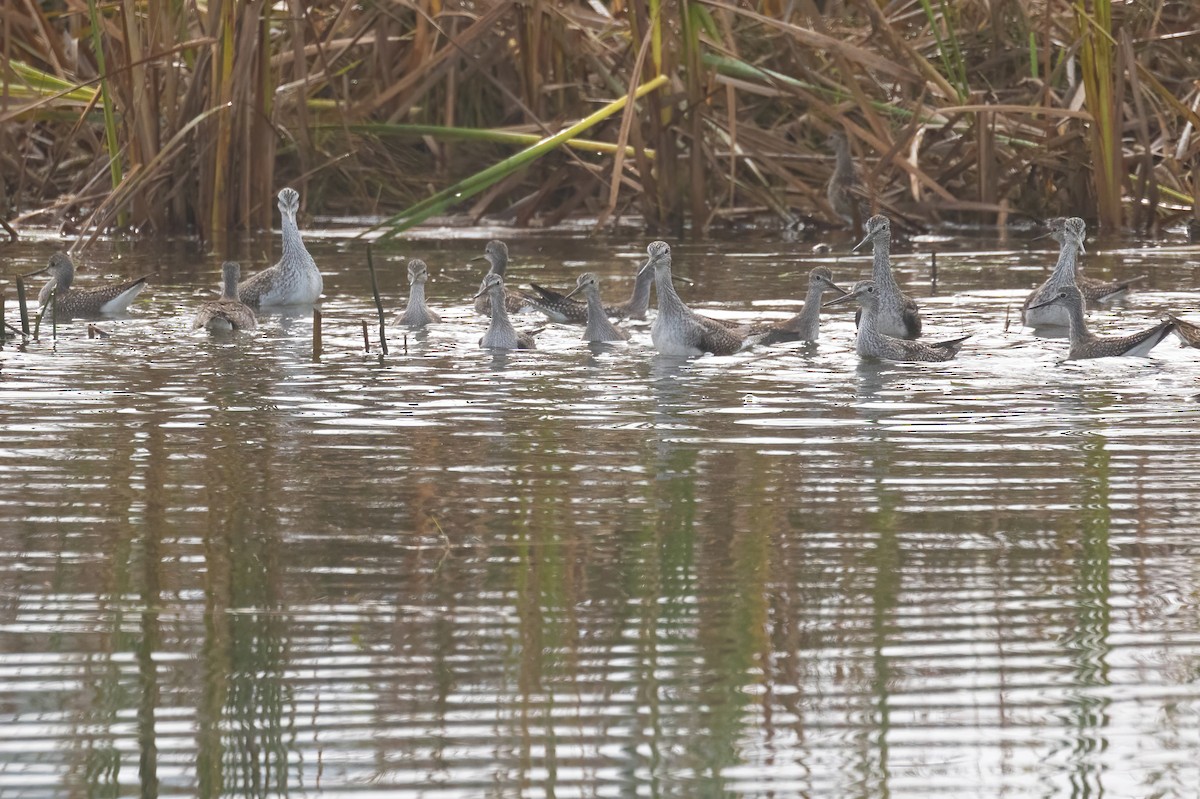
[1,232,1199,797]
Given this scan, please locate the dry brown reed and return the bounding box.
[1,0,1199,249]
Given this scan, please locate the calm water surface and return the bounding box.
[2,227,1200,798]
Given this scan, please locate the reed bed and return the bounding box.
[1,0,1198,251]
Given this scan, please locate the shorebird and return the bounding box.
[472,240,534,316]
[641,241,762,356]
[1027,284,1175,359]
[851,214,921,339]
[526,255,654,323]
[1022,217,1086,327]
[562,273,629,343]
[396,258,440,328]
[1045,216,1145,302]
[27,252,147,317]
[702,267,847,343]
[1170,315,1200,347]
[238,187,323,306]
[193,261,256,332]
[474,273,537,349]
[827,131,865,230]
[825,280,967,362]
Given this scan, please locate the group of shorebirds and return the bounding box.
[12,186,1200,363]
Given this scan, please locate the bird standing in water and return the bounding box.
[824,280,966,362]
[1027,284,1175,359]
[396,259,440,328]
[194,262,256,332]
[562,272,629,343]
[238,187,323,307]
[27,252,147,318]
[474,273,538,350]
[850,214,921,339]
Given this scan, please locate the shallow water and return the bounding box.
[2,227,1200,797]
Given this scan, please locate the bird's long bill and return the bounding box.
[1076,238,1087,255]
[20,266,49,279]
[563,284,584,300]
[636,258,654,278]
[671,274,694,286]
[821,278,849,296]
[471,285,491,300]
[822,291,860,308]
[851,231,872,252]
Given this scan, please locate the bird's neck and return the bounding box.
[1049,237,1079,284]
[1063,299,1091,344]
[626,263,653,315]
[488,288,516,333]
[222,271,239,300]
[281,211,311,270]
[791,281,828,336]
[408,280,427,309]
[833,139,855,181]
[871,238,900,292]
[855,303,885,354]
[654,267,685,315]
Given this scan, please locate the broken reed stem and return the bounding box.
[87,324,109,339]
[930,251,938,292]
[365,245,389,355]
[312,307,322,360]
[0,291,5,344]
[51,290,56,340]
[16,277,29,336]
[361,319,369,352]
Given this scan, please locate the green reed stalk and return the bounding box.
[368,74,669,237]
[917,0,968,100]
[314,124,649,158]
[87,0,125,227]
[1076,0,1121,229]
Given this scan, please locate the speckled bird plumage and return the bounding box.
[33,252,147,317]
[852,215,921,339]
[194,262,257,332]
[826,280,966,362]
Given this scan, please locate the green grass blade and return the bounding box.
[86,0,123,223]
[365,75,669,238]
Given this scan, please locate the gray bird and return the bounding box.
[238,187,323,307]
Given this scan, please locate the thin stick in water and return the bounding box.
[16,277,29,336]
[366,245,389,355]
[313,307,323,360]
[930,251,938,292]
[32,288,50,341]
[87,324,109,339]
[0,291,5,344]
[361,319,370,352]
